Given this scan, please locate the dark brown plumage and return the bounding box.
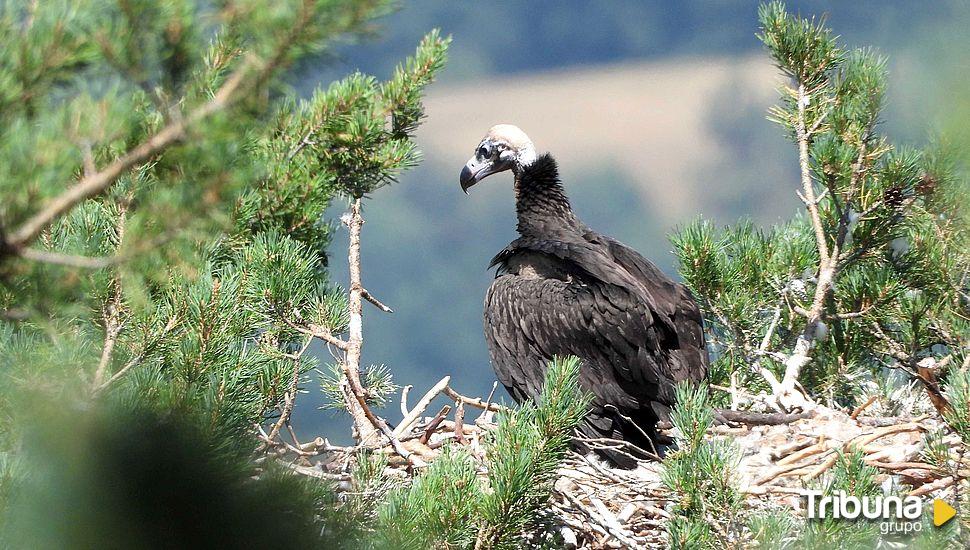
[461,125,709,467]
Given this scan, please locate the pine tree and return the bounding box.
[665,4,968,547]
[672,1,968,415]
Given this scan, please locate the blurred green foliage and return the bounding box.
[4,402,362,549]
[663,382,745,548]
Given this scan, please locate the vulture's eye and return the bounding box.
[478,145,490,159]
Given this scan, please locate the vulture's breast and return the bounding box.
[484,250,593,364]
[483,252,586,401]
[499,251,576,283]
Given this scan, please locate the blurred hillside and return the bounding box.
[292,1,969,439]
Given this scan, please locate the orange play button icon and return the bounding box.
[934,499,957,527]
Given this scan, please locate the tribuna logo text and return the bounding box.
[805,490,922,520]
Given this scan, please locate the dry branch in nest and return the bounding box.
[542,406,966,549]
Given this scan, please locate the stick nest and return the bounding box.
[271,402,961,549]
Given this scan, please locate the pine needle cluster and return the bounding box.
[663,383,745,548]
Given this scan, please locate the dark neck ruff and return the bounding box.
[514,154,579,237]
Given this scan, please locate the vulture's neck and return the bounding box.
[514,154,580,237]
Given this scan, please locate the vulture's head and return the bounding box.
[460,124,538,194]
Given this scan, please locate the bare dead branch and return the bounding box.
[714,408,814,426]
[710,383,760,404]
[341,381,426,467]
[769,437,818,461]
[442,385,506,413]
[453,401,467,444]
[393,376,451,438]
[908,475,956,497]
[266,335,314,442]
[476,380,499,424]
[340,198,381,444]
[791,305,811,318]
[285,319,349,351]
[399,384,412,417]
[837,304,876,319]
[419,405,451,445]
[574,435,660,462]
[361,288,393,313]
[796,85,829,265]
[850,395,878,419]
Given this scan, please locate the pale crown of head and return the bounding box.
[480,124,537,169]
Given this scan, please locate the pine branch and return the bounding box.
[442,385,506,413]
[0,58,258,257]
[774,83,843,411]
[92,312,179,395]
[285,319,349,351]
[798,90,830,264]
[16,230,182,270]
[2,0,332,261]
[18,248,116,269]
[361,288,393,313]
[266,335,314,442]
[92,285,124,389]
[92,198,132,389]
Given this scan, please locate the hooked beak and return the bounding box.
[460,156,503,194]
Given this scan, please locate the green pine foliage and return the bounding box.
[370,356,590,550]
[944,368,970,443]
[0,0,404,445]
[476,355,591,549]
[746,510,797,550]
[376,447,482,549]
[663,383,745,548]
[672,1,969,410]
[668,4,968,545]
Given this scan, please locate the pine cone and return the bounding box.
[916,172,937,197]
[883,185,905,209]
